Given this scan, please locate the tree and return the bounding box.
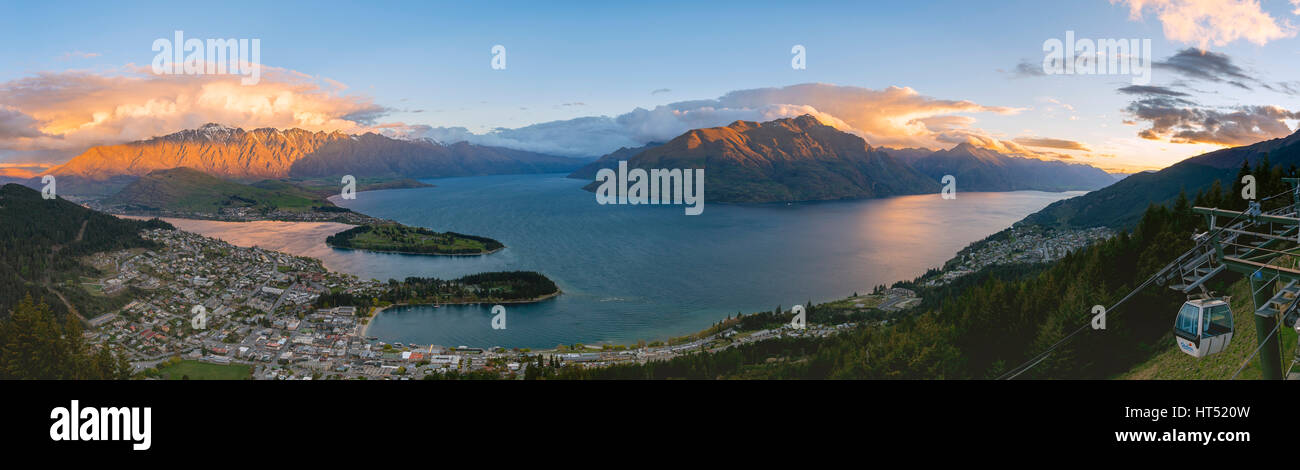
[0,295,133,380]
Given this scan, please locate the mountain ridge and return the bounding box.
[45,123,586,182]
[1022,128,1300,229]
[906,142,1115,192]
[580,114,940,203]
[569,115,1117,203]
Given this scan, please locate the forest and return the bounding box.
[0,184,172,320]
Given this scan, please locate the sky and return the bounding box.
[3,0,1300,173]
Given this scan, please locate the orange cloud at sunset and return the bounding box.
[0,65,385,162]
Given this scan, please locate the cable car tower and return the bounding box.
[1158,177,1300,380]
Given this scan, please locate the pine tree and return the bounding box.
[0,294,134,380]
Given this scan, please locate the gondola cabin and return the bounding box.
[1174,298,1233,358]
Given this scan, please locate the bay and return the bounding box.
[150,173,1084,349]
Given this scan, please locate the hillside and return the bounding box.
[1024,129,1300,229]
[47,124,350,180]
[103,167,334,214]
[0,183,172,320]
[577,115,940,203]
[1121,274,1299,380]
[907,143,1116,192]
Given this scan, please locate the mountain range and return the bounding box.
[286,133,583,179]
[578,115,941,203]
[897,142,1115,192]
[569,115,1115,203]
[43,123,586,183]
[1022,129,1300,229]
[28,117,1121,206]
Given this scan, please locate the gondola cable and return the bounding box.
[1000,188,1300,379]
[996,199,1278,379]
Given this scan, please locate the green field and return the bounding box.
[157,360,252,380]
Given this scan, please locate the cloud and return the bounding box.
[0,106,48,140]
[0,66,386,163]
[384,83,1025,157]
[1126,49,1300,101]
[1013,137,1093,151]
[1153,48,1255,89]
[650,88,671,95]
[1007,61,1047,78]
[1,74,1083,165]
[1044,98,1075,112]
[60,51,101,60]
[1112,0,1297,48]
[1124,95,1298,145]
[935,132,1034,154]
[1118,47,1300,146]
[1261,80,1300,96]
[1117,84,1191,96]
[382,115,650,157]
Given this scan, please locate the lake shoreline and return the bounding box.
[325,243,505,257]
[133,174,1085,349]
[361,290,562,337]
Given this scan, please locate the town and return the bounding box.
[923,226,1115,287]
[79,226,865,380]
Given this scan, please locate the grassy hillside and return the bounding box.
[1123,274,1299,380]
[105,167,332,214]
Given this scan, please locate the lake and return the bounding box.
[151,173,1084,349]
